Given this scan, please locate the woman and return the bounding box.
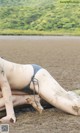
[0,57,80,123]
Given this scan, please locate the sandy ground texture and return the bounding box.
[0,36,80,133]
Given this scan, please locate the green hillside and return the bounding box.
[0,0,80,35]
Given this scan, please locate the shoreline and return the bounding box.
[0,35,80,40]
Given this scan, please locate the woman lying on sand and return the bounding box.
[0,57,80,123]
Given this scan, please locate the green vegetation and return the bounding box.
[0,0,80,35]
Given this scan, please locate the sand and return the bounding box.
[0,36,80,133]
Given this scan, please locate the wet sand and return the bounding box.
[0,36,80,133]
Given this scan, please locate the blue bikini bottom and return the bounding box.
[23,64,42,93]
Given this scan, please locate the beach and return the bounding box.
[0,36,80,133]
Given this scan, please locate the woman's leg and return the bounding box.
[30,68,80,115]
[0,91,43,112]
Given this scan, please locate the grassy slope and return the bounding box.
[0,0,80,35]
